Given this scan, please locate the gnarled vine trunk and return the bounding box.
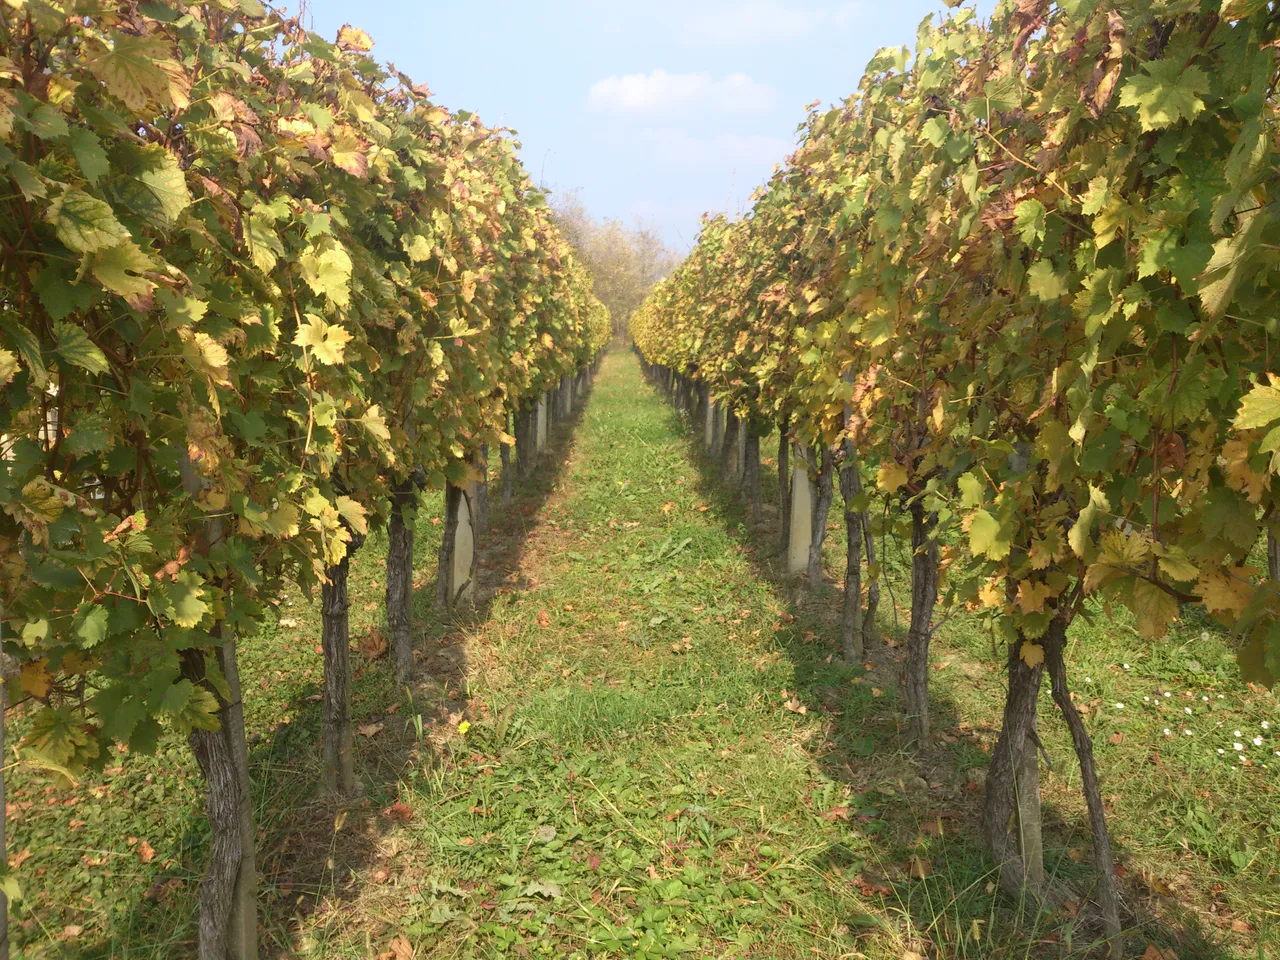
[182,637,258,960]
[838,442,864,664]
[983,629,1046,904]
[473,446,489,540]
[744,424,762,525]
[904,497,939,743]
[386,480,416,685]
[807,446,835,585]
[862,510,879,645]
[720,410,740,484]
[322,529,365,799]
[777,416,791,555]
[1045,620,1123,949]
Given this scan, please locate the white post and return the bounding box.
[536,395,548,449]
[704,400,716,449]
[449,482,477,604]
[788,446,814,575]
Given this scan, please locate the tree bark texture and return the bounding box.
[1270,528,1279,581]
[904,497,939,743]
[777,416,791,556]
[473,446,489,540]
[807,446,835,585]
[982,631,1047,905]
[838,442,864,664]
[744,424,762,525]
[862,510,879,645]
[1045,620,1124,948]
[386,480,416,685]
[182,640,258,960]
[322,530,365,799]
[719,410,740,484]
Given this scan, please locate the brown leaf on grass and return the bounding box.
[1141,947,1178,960]
[7,848,31,869]
[537,608,551,627]
[871,687,884,698]
[57,926,84,941]
[137,839,156,863]
[783,696,807,715]
[647,863,660,880]
[383,801,414,823]
[909,856,932,879]
[359,628,387,659]
[821,806,851,821]
[358,722,384,738]
[903,952,927,960]
[1109,732,1125,745]
[377,934,414,960]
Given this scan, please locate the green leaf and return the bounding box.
[46,188,129,253]
[67,127,110,184]
[299,244,353,307]
[138,155,192,227]
[87,32,190,112]
[26,102,68,140]
[73,604,110,647]
[9,160,46,200]
[151,571,209,628]
[34,266,94,321]
[64,414,114,456]
[1117,61,1209,132]
[969,509,1009,560]
[957,471,984,508]
[1012,199,1046,246]
[1026,260,1067,301]
[53,322,109,374]
[88,239,156,304]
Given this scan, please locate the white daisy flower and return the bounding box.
[1115,703,1124,709]
[1234,742,1245,751]
[1253,737,1264,746]
[1262,721,1271,730]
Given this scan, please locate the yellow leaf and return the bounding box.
[1132,578,1180,638]
[1019,642,1045,668]
[1016,580,1053,614]
[336,24,375,52]
[978,581,1004,609]
[877,462,908,494]
[20,660,52,698]
[293,315,352,365]
[1222,438,1266,503]
[1195,567,1256,620]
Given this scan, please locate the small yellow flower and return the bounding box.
[457,720,471,735]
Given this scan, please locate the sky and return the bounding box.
[300,0,990,249]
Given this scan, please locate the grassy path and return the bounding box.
[11,349,1279,959]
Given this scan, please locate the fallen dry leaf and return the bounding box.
[7,848,31,869]
[137,839,156,863]
[383,802,414,823]
[378,934,414,960]
[358,722,384,738]
[359,628,387,659]
[909,856,932,880]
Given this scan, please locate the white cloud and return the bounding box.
[587,69,776,114]
[681,0,864,46]
[639,127,795,173]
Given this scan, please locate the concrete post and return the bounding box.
[536,395,548,449]
[704,400,716,449]
[447,481,477,605]
[788,446,814,575]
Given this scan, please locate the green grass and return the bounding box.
[10,350,1279,959]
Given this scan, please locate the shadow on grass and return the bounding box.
[641,367,1241,960]
[64,375,602,960]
